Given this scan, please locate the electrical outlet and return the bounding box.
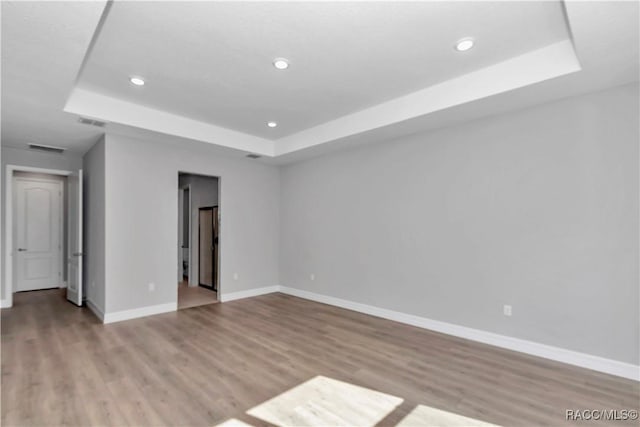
[503,305,512,316]
[233,273,239,281]
[310,273,315,281]
[148,282,155,292]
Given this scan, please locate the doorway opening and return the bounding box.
[4,165,83,308]
[177,172,220,310]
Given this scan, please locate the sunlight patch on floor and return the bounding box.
[215,376,501,427]
[215,419,254,427]
[396,404,499,427]
[247,375,404,427]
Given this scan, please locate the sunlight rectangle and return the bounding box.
[247,376,403,427]
[396,404,500,427]
[215,419,255,427]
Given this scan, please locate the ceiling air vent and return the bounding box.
[28,144,65,154]
[246,154,262,159]
[78,117,106,127]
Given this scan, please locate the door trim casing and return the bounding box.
[178,183,191,283]
[14,176,63,292]
[176,171,221,303]
[4,165,72,308]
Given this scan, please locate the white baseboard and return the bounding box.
[220,285,280,302]
[0,299,11,309]
[278,286,640,381]
[60,282,67,289]
[85,298,105,322]
[103,302,177,324]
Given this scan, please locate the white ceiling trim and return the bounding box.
[276,40,581,156]
[64,39,580,158]
[64,88,276,156]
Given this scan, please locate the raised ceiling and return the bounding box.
[78,1,570,139]
[2,1,639,162]
[1,1,107,153]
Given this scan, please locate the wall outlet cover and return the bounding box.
[503,305,512,316]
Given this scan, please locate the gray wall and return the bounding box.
[279,83,639,365]
[178,173,219,286]
[1,146,83,301]
[83,137,106,312]
[103,134,279,313]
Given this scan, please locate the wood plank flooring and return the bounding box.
[1,289,638,427]
[178,281,218,310]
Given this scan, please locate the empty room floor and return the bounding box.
[178,280,218,309]
[1,290,638,427]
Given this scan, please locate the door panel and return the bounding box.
[15,179,62,291]
[213,206,219,291]
[67,170,83,306]
[25,258,52,279]
[178,189,183,282]
[26,188,52,251]
[199,208,213,287]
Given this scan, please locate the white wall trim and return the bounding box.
[4,165,74,308]
[278,286,640,381]
[103,302,177,324]
[6,165,73,176]
[0,299,11,309]
[220,285,280,302]
[85,298,104,322]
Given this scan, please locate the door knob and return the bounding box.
[17,248,27,252]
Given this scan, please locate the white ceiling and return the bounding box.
[2,1,639,161]
[1,1,107,154]
[78,1,569,139]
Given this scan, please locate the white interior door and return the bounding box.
[15,178,63,291]
[67,169,83,306]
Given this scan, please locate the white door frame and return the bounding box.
[176,172,221,303]
[178,183,191,283]
[4,165,73,308]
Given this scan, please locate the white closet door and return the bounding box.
[15,178,62,291]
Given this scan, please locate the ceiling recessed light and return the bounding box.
[129,76,145,86]
[267,121,278,128]
[272,58,289,70]
[455,38,475,52]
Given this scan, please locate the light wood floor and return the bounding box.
[178,280,218,309]
[1,289,638,427]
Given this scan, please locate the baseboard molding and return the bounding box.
[278,286,640,381]
[220,285,280,302]
[0,299,11,309]
[103,302,177,324]
[85,299,105,322]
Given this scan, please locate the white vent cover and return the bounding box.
[78,117,106,127]
[28,144,65,154]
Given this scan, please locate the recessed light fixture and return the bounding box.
[272,58,289,70]
[267,121,278,128]
[129,76,145,86]
[455,38,475,52]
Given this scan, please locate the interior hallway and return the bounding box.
[177,280,218,310]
